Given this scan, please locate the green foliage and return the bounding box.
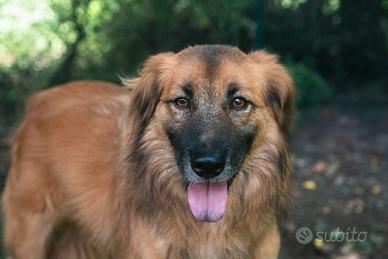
[266,0,387,89]
[287,63,333,108]
[0,63,51,124]
[82,0,253,80]
[0,0,387,124]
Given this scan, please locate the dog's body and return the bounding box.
[2,45,295,259]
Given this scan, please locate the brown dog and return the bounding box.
[2,45,295,259]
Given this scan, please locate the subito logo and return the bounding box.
[296,227,313,244]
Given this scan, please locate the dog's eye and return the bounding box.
[231,97,249,110]
[173,97,190,109]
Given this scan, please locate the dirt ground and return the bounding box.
[281,106,388,259]
[0,106,387,258]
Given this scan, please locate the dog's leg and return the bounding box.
[2,174,56,259]
[3,201,54,259]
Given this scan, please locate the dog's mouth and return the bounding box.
[187,181,228,222]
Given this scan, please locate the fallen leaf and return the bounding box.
[346,198,364,214]
[371,185,381,196]
[312,161,327,173]
[326,161,340,176]
[370,154,380,166]
[303,180,317,190]
[321,206,332,215]
[313,238,324,250]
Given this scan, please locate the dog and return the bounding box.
[2,45,295,258]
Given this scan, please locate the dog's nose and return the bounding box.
[191,155,225,178]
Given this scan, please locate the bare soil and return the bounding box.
[281,106,388,259]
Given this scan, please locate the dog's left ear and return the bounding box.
[248,51,296,134]
[123,52,175,138]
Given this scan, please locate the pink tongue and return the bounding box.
[188,182,228,222]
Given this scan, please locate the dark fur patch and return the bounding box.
[166,245,172,259]
[227,84,240,99]
[242,170,250,184]
[182,45,243,79]
[180,248,190,259]
[277,147,291,181]
[267,88,282,121]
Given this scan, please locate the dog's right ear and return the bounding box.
[123,53,175,138]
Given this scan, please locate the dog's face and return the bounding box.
[127,45,294,222]
[161,50,260,184]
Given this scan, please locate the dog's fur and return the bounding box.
[2,45,295,259]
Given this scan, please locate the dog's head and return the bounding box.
[125,45,295,222]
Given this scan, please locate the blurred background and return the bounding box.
[0,0,387,258]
